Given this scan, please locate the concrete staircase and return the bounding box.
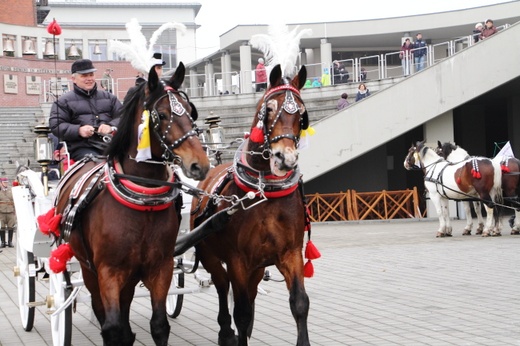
[0,107,46,178]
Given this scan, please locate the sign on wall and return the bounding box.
[4,74,18,94]
[26,76,41,95]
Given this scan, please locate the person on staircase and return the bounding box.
[0,177,15,248]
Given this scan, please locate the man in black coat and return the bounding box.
[49,59,122,161]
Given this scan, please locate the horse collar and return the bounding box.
[106,159,179,211]
[232,140,300,198]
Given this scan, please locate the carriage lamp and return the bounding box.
[204,114,225,165]
[204,114,224,150]
[34,125,54,196]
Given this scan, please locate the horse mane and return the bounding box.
[104,81,163,162]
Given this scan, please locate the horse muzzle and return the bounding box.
[271,147,299,176]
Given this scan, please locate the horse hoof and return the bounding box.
[492,232,502,237]
[218,335,238,346]
[511,230,520,235]
[481,232,489,237]
[462,230,471,236]
[445,233,452,237]
[476,230,483,235]
[436,232,445,238]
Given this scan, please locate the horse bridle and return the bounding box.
[148,82,200,161]
[256,84,307,151]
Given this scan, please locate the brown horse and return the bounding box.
[190,64,312,346]
[53,63,210,345]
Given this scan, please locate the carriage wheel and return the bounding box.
[49,272,72,346]
[15,240,35,331]
[166,272,184,318]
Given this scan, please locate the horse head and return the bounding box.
[404,140,429,170]
[250,64,308,176]
[436,141,468,162]
[107,62,210,180]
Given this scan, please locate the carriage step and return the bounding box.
[27,300,47,308]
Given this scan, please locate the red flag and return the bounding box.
[47,18,62,36]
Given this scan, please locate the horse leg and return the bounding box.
[462,202,473,235]
[472,201,485,235]
[80,264,105,326]
[277,251,310,346]
[228,264,260,346]
[482,205,501,237]
[198,247,237,346]
[98,269,136,346]
[512,209,520,235]
[434,197,451,237]
[143,262,173,346]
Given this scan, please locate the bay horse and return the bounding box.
[404,141,502,237]
[52,63,210,345]
[190,64,311,346]
[437,141,520,234]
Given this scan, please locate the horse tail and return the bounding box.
[491,159,503,228]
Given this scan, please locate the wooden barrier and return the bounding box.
[306,187,422,222]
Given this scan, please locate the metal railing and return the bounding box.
[40,24,510,102]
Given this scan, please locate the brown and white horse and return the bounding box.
[437,141,520,234]
[404,141,502,237]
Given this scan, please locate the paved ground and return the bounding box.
[1,218,520,346]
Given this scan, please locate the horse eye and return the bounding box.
[158,112,168,121]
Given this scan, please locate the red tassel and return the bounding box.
[250,127,264,143]
[502,164,510,173]
[303,260,314,278]
[47,18,62,36]
[456,177,462,184]
[12,181,19,187]
[471,169,481,179]
[305,240,321,260]
[49,243,74,273]
[37,208,62,237]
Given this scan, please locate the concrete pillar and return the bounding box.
[204,60,215,96]
[189,68,199,97]
[239,43,252,94]
[221,51,232,94]
[320,38,332,82]
[15,35,22,58]
[58,36,65,61]
[423,111,461,219]
[81,38,88,59]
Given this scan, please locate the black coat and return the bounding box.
[49,83,122,158]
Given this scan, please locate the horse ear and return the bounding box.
[170,62,186,90]
[269,65,282,87]
[437,140,442,148]
[294,65,307,90]
[189,102,198,121]
[147,65,159,91]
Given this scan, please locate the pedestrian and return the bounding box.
[255,58,267,92]
[399,38,413,76]
[473,23,483,43]
[151,52,166,78]
[359,67,367,81]
[49,59,122,161]
[337,93,349,110]
[355,83,370,102]
[321,67,331,87]
[412,33,427,72]
[101,68,113,93]
[479,19,497,40]
[0,177,15,248]
[332,60,348,85]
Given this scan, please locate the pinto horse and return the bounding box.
[437,141,520,234]
[404,141,502,237]
[190,64,311,346]
[53,63,210,346]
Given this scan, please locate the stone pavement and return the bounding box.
[1,218,520,345]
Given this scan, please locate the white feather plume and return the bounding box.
[249,24,312,78]
[109,18,187,74]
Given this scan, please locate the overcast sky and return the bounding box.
[194,0,512,57]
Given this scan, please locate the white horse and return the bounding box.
[437,141,520,235]
[404,141,503,237]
